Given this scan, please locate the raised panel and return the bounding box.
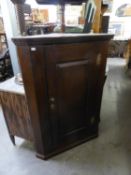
[56,60,89,136]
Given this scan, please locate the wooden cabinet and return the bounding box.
[12,34,113,159]
[0,78,33,144]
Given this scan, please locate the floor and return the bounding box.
[0,58,131,175]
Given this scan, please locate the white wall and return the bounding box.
[0,0,57,75]
[111,0,131,17]
[26,0,57,23]
[0,0,20,75]
[109,0,131,39]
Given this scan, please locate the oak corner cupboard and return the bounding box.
[12,33,113,159]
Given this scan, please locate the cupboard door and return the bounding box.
[48,59,89,143]
[45,44,101,146]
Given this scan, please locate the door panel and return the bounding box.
[46,44,103,145]
[56,60,88,135]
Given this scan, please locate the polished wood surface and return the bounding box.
[13,33,113,159]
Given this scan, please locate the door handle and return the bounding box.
[49,97,56,110]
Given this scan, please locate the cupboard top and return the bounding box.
[12,33,114,46]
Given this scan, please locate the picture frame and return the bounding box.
[108,21,124,39]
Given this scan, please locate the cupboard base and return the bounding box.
[36,127,98,160]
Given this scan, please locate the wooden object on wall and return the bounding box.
[0,78,34,144]
[92,0,102,33]
[92,1,111,33]
[13,33,113,159]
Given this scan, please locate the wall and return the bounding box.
[0,0,21,75]
[109,0,131,39]
[26,0,57,23]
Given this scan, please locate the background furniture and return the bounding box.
[0,77,34,144]
[108,39,128,58]
[0,33,7,50]
[11,0,109,34]
[0,33,14,81]
[13,33,113,159]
